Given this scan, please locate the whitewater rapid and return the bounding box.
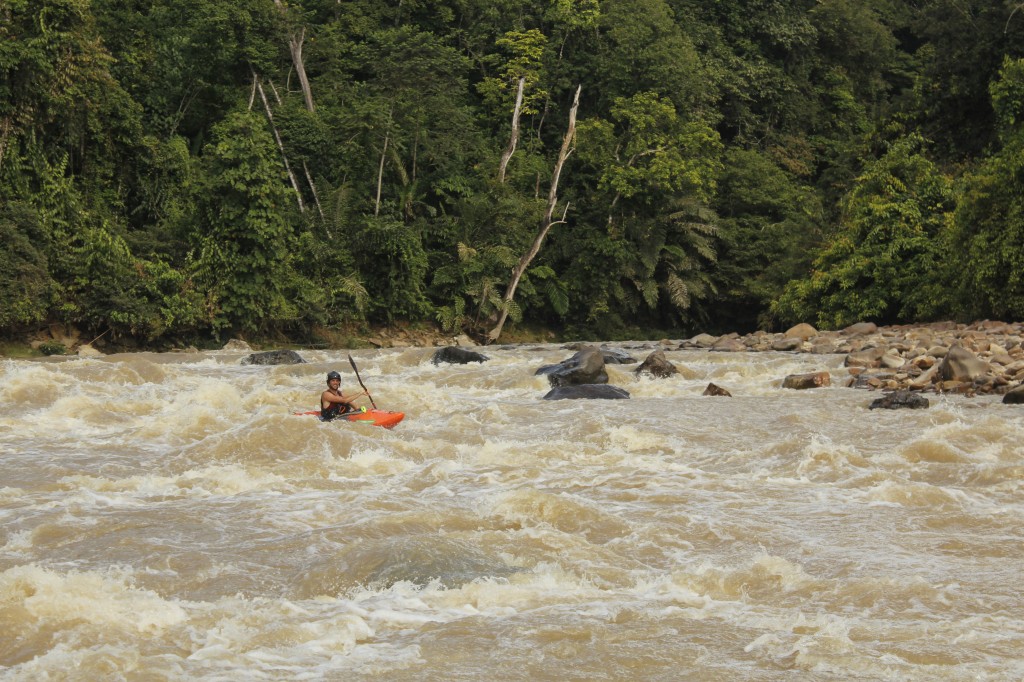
[1,344,1022,680]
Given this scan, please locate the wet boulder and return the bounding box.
[543,384,630,400]
[432,346,489,365]
[1002,384,1024,404]
[634,350,678,378]
[782,371,831,390]
[601,348,639,364]
[703,382,732,397]
[241,349,306,365]
[536,346,608,387]
[869,390,929,410]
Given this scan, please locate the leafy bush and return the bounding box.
[38,342,66,356]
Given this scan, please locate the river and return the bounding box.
[1,344,1022,680]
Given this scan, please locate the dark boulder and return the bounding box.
[869,390,929,410]
[702,382,732,397]
[543,384,630,400]
[536,346,608,387]
[634,350,678,378]
[432,346,489,365]
[240,350,306,365]
[1002,384,1024,404]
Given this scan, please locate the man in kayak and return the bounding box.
[321,370,367,421]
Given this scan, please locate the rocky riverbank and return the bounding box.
[14,317,1024,401]
[675,320,1024,399]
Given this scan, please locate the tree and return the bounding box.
[489,85,581,343]
[0,203,55,329]
[945,57,1024,319]
[193,111,305,334]
[563,90,723,333]
[773,134,954,328]
[909,0,1024,158]
[713,147,824,331]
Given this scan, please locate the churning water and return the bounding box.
[1,344,1022,680]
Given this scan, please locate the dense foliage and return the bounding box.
[2,0,1023,345]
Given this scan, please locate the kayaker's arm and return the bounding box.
[321,389,367,411]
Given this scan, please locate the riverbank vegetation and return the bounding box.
[2,0,1024,349]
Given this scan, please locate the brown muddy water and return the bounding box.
[1,345,1022,681]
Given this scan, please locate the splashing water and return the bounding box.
[1,345,1022,680]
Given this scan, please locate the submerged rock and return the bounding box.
[294,537,518,596]
[542,385,630,400]
[869,390,929,410]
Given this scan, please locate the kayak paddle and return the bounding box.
[348,354,378,409]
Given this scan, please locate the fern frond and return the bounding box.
[665,273,690,310]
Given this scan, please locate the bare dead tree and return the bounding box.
[1007,3,1024,32]
[253,69,305,213]
[488,85,581,343]
[498,77,526,184]
[274,0,315,112]
[270,1,327,218]
[375,129,390,217]
[303,160,325,220]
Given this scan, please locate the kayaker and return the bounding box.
[320,370,367,421]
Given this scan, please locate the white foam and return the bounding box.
[2,564,187,632]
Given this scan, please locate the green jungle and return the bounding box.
[3,0,1024,351]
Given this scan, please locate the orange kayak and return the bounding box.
[294,408,405,429]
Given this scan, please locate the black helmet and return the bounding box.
[326,371,341,381]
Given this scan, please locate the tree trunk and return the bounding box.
[375,130,389,217]
[498,77,525,184]
[290,27,315,112]
[0,117,11,172]
[488,85,581,343]
[253,70,305,213]
[274,0,314,112]
[303,160,325,220]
